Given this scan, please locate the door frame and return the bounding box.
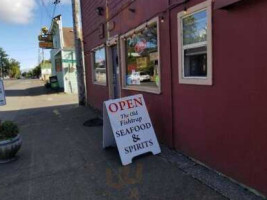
[106,35,121,99]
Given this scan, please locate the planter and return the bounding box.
[0,134,22,163]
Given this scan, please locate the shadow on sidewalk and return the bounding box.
[5,87,64,97]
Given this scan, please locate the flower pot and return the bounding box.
[0,134,22,164]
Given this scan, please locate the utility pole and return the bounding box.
[42,49,44,64]
[0,56,2,79]
[71,0,86,106]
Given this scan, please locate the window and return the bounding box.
[121,18,161,93]
[92,46,107,85]
[178,0,212,85]
[55,52,62,72]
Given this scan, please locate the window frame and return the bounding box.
[178,0,212,85]
[120,17,161,94]
[91,44,108,86]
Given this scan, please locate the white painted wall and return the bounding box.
[62,50,78,94]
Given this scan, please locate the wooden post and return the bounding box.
[71,0,86,105]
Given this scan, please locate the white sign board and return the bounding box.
[103,94,161,165]
[0,80,6,106]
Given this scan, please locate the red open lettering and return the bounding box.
[109,103,118,113]
[126,99,134,109]
[108,97,143,113]
[133,97,143,107]
[118,101,126,111]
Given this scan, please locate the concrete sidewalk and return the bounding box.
[0,80,264,200]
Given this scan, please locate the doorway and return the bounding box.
[107,36,121,99]
[111,45,120,99]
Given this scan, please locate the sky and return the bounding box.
[0,0,74,71]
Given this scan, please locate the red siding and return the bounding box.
[214,0,243,9]
[81,0,109,110]
[81,0,267,196]
[170,0,267,195]
[107,0,132,17]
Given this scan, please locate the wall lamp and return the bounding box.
[96,7,104,16]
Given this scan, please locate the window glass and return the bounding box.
[182,10,208,78]
[183,10,207,45]
[93,47,106,84]
[55,57,62,72]
[184,46,207,77]
[125,22,159,88]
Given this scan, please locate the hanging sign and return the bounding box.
[103,94,161,165]
[0,80,6,106]
[39,41,54,49]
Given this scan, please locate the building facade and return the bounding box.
[50,16,78,94]
[80,0,267,196]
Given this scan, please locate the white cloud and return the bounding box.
[0,0,36,24]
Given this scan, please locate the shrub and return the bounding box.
[0,121,19,141]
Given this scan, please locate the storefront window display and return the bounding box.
[124,22,160,89]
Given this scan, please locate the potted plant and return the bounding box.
[0,120,22,163]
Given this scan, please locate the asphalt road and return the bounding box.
[0,79,78,121]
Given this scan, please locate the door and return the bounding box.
[111,45,120,99]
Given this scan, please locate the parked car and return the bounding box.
[129,72,151,82]
[139,72,151,82]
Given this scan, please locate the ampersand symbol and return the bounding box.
[132,134,140,143]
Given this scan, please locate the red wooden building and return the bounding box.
[80,0,267,196]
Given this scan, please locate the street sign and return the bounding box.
[0,80,6,106]
[39,41,54,49]
[103,94,161,165]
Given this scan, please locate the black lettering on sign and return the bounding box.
[124,139,154,154]
[116,123,153,138]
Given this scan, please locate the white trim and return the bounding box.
[91,44,108,86]
[183,41,207,50]
[107,35,119,47]
[120,17,161,94]
[178,0,212,86]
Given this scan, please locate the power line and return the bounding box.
[39,0,44,66]
[52,0,60,19]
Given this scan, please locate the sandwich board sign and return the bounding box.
[103,94,161,165]
[0,80,6,106]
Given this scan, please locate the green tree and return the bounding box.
[32,65,41,78]
[21,72,27,77]
[8,59,21,78]
[26,70,33,78]
[0,47,9,77]
[0,47,21,79]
